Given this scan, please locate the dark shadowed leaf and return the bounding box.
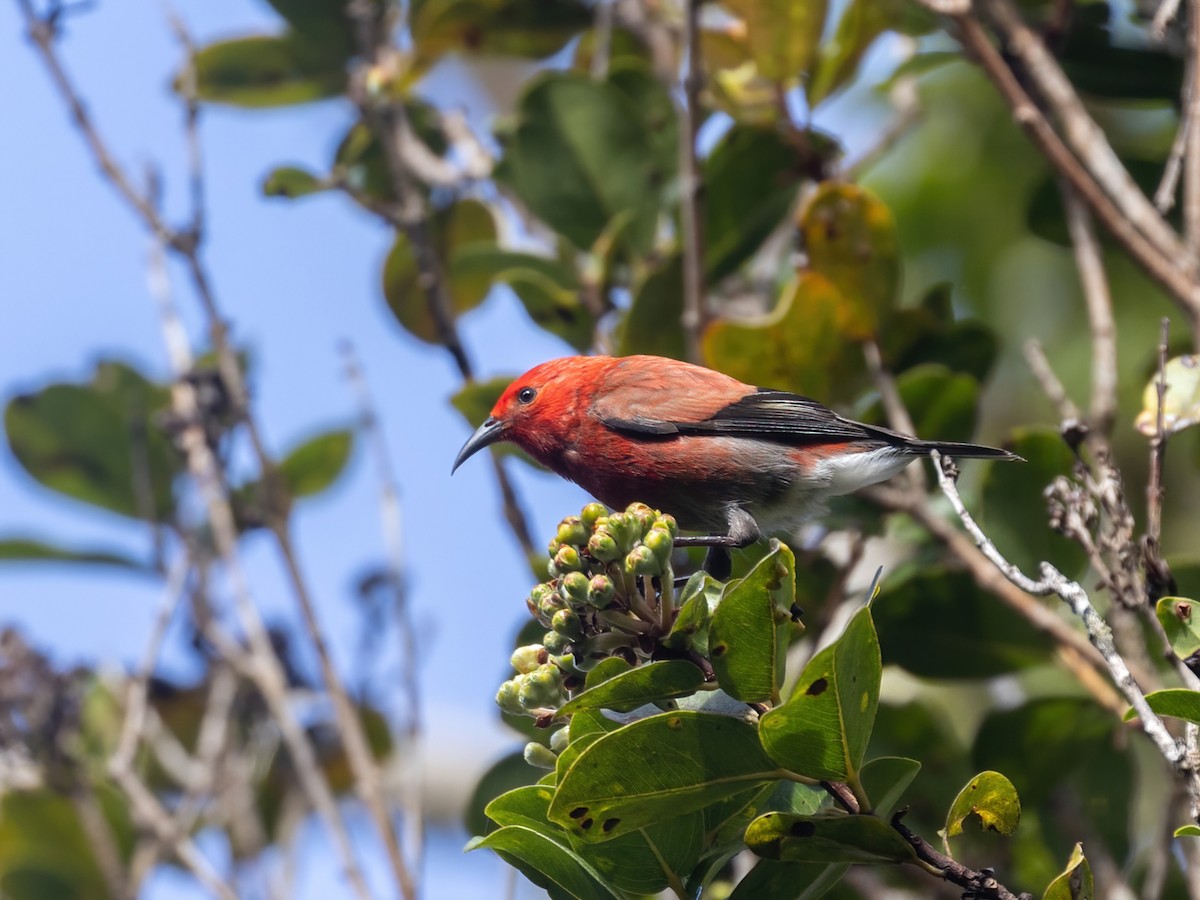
[704,125,806,283]
[278,428,353,498]
[549,711,780,841]
[262,165,326,199]
[873,568,1054,678]
[745,811,916,864]
[495,71,674,256]
[1059,4,1182,102]
[5,362,180,522]
[467,825,621,899]
[709,540,798,704]
[189,33,347,107]
[759,606,880,782]
[981,427,1086,578]
[501,271,593,352]
[617,255,686,361]
[859,756,920,819]
[861,364,980,444]
[464,751,539,836]
[729,859,849,900]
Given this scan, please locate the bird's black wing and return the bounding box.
[600,389,898,446]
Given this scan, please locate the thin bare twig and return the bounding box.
[341,342,424,879]
[1187,0,1200,260]
[1154,0,1185,39]
[1157,81,1192,214]
[1147,319,1171,566]
[679,0,706,363]
[1023,339,1081,422]
[862,339,924,492]
[1061,184,1118,435]
[931,454,1190,775]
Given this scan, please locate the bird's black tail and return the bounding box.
[908,439,1023,462]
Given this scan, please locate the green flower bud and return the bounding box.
[581,502,608,530]
[587,532,621,562]
[655,514,678,538]
[550,652,581,675]
[625,544,661,577]
[524,741,558,770]
[553,545,585,574]
[510,644,546,675]
[643,526,674,563]
[543,630,570,654]
[604,513,638,550]
[560,571,590,604]
[626,502,656,535]
[550,725,570,753]
[556,516,589,548]
[551,607,584,639]
[496,678,525,716]
[547,537,563,559]
[586,574,616,608]
[519,663,564,709]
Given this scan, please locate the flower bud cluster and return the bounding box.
[496,502,678,721]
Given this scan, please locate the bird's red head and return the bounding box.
[451,356,612,473]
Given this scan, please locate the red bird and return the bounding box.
[453,355,1016,551]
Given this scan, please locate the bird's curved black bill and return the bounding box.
[452,417,506,474]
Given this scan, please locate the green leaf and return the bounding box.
[0,537,148,572]
[548,711,781,841]
[1176,825,1200,837]
[262,0,381,58]
[559,661,706,715]
[1127,689,1200,725]
[709,540,797,704]
[861,364,980,445]
[0,789,131,900]
[465,751,539,836]
[664,570,721,654]
[759,606,881,783]
[411,0,591,62]
[5,362,180,522]
[277,428,353,498]
[496,71,675,256]
[333,103,449,203]
[704,125,807,283]
[942,771,1021,846]
[723,0,828,82]
[467,825,621,899]
[263,165,326,199]
[1156,596,1200,659]
[745,812,917,864]
[809,0,935,104]
[382,199,498,344]
[501,270,594,352]
[882,290,998,383]
[981,427,1086,578]
[582,657,634,690]
[617,255,686,361]
[798,182,900,340]
[859,756,920,819]
[1135,354,1200,437]
[873,569,1055,678]
[703,272,868,404]
[189,33,347,108]
[729,859,849,900]
[1043,843,1093,900]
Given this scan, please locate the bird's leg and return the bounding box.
[672,507,760,580]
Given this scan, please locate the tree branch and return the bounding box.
[679,0,706,363]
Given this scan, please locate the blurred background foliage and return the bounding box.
[4,0,1200,896]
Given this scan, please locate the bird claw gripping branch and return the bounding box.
[496,502,686,755]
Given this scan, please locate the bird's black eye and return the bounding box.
[517,387,537,405]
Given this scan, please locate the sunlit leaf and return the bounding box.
[1043,843,1093,900]
[467,825,621,899]
[1156,596,1200,659]
[412,0,591,62]
[549,711,781,841]
[703,272,868,404]
[1135,355,1200,437]
[798,182,900,340]
[709,540,798,704]
[745,811,917,864]
[559,661,705,715]
[382,199,498,344]
[759,606,881,782]
[941,771,1021,848]
[0,537,148,572]
[263,165,326,199]
[277,428,353,498]
[723,0,828,82]
[1126,689,1200,725]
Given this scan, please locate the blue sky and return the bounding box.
[0,1,590,895]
